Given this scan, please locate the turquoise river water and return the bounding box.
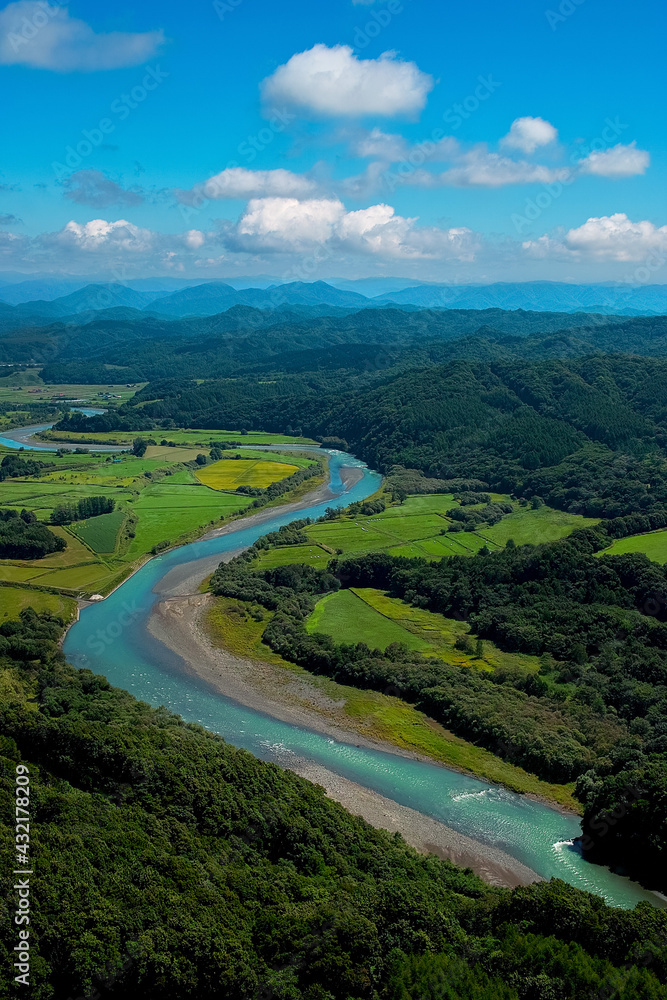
[50,447,662,910]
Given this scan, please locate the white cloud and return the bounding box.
[402,150,570,188]
[185,230,205,250]
[261,44,433,118]
[565,214,667,261]
[238,197,346,247]
[194,167,320,202]
[352,127,459,164]
[578,142,650,179]
[56,219,153,252]
[228,195,478,261]
[501,117,558,154]
[0,1,164,71]
[353,128,410,161]
[523,214,667,263]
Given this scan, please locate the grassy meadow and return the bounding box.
[596,527,667,564]
[306,587,541,675]
[0,584,77,622]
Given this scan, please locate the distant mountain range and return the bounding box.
[0,278,666,323]
[373,281,667,315]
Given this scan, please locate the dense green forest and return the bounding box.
[60,354,667,520]
[0,453,49,482]
[209,512,667,891]
[3,303,635,367]
[26,310,667,385]
[1,609,667,999]
[0,509,66,559]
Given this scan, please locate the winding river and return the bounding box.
[2,424,663,908]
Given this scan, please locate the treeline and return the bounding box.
[0,453,49,482]
[51,496,115,525]
[0,509,66,559]
[210,527,667,889]
[104,355,667,519]
[2,609,667,998]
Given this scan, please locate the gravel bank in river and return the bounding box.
[148,591,542,889]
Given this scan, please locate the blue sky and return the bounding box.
[0,0,665,282]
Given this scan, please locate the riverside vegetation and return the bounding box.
[1,609,667,999]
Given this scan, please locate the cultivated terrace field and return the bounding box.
[254,492,598,569]
[0,433,318,599]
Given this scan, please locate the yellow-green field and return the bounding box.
[197,458,299,491]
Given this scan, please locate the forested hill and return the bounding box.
[0,302,646,370]
[67,354,667,519]
[2,609,667,998]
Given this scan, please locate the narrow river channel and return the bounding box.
[2,422,662,909]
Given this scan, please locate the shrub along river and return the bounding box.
[51,447,662,910]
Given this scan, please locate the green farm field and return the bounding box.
[307,587,540,675]
[0,427,321,596]
[0,585,77,622]
[70,508,126,553]
[255,493,597,569]
[39,427,318,447]
[0,373,145,406]
[597,528,667,564]
[126,485,249,558]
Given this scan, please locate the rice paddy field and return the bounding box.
[196,458,300,491]
[0,434,315,598]
[255,493,598,569]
